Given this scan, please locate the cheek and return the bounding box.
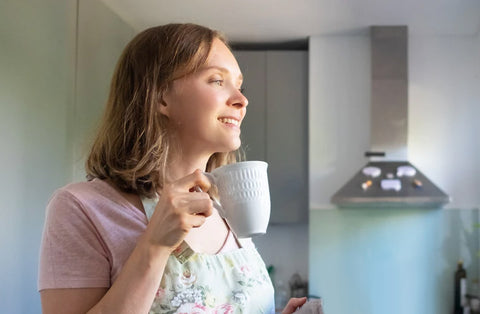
[167,94,197,122]
[170,109,199,129]
[169,103,209,132]
[167,87,222,126]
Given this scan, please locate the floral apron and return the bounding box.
[142,197,275,314]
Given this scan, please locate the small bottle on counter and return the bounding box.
[455,260,467,314]
[468,279,480,314]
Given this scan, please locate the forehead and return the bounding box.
[204,39,242,77]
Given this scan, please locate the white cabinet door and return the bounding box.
[234,50,308,223]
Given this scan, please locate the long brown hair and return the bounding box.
[86,23,239,198]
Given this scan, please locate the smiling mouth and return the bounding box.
[218,117,240,126]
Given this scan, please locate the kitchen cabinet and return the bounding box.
[234,51,308,223]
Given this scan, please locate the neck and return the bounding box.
[165,151,212,183]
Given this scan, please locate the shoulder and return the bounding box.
[54,179,112,200]
[49,179,118,208]
[46,179,123,222]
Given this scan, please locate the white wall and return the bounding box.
[308,36,371,209]
[0,1,133,312]
[408,35,480,208]
[309,33,480,209]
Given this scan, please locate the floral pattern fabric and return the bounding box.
[149,247,275,314]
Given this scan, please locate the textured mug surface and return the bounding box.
[206,161,270,238]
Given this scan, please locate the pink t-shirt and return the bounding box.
[38,178,149,290]
[38,178,243,291]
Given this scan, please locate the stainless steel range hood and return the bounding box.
[331,26,450,208]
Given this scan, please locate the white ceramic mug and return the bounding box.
[204,161,271,238]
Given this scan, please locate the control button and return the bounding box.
[412,179,423,189]
[361,180,373,190]
[362,166,381,178]
[381,179,401,191]
[397,165,416,177]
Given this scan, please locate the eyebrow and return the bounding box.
[201,65,243,81]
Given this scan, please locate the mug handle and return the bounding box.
[196,173,226,218]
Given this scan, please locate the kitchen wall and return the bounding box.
[0,1,76,312]
[73,0,134,181]
[0,1,133,312]
[254,223,309,294]
[308,32,480,314]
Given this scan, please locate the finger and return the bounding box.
[173,169,212,192]
[184,195,213,217]
[189,213,207,228]
[282,297,307,314]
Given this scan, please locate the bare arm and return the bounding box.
[41,288,107,314]
[41,170,213,314]
[41,239,170,314]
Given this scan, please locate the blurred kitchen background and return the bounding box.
[1,0,479,313]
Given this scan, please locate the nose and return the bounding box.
[229,88,248,109]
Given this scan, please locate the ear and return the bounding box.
[158,98,169,117]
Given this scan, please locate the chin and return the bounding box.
[230,139,242,151]
[217,141,241,154]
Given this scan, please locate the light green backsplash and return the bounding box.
[310,208,479,314]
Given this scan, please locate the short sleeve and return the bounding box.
[38,189,111,291]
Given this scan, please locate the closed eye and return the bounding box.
[239,88,245,94]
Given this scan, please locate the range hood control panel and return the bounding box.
[397,166,416,177]
[361,165,420,192]
[331,161,450,208]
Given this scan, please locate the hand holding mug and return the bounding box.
[146,170,213,250]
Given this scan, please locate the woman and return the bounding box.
[39,23,306,313]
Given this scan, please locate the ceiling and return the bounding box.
[101,0,480,43]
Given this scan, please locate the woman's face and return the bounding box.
[161,38,248,157]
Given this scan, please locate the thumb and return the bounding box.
[282,297,307,314]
